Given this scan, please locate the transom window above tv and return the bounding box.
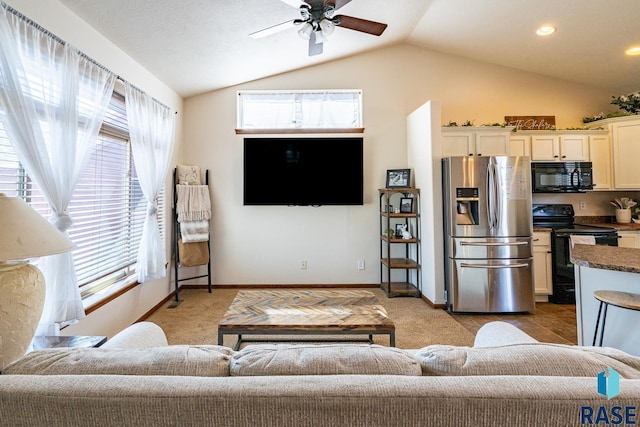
[236,90,363,134]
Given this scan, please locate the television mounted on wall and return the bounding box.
[243,137,364,206]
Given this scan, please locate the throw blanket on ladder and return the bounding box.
[176,184,211,243]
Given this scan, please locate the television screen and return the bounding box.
[243,137,364,206]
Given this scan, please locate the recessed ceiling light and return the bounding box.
[536,25,556,36]
[625,46,640,56]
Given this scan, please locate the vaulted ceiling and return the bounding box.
[57,0,640,98]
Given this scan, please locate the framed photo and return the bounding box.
[386,169,411,188]
[399,197,414,213]
[395,223,404,238]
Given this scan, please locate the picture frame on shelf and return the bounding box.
[395,223,404,238]
[399,197,414,213]
[385,204,394,214]
[386,169,411,188]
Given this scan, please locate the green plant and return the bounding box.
[610,198,637,209]
[611,92,640,114]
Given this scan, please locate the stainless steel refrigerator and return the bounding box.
[442,156,534,313]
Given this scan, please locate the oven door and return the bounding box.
[550,230,618,303]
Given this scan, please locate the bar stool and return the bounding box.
[593,290,640,346]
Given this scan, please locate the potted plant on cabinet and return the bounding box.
[610,198,637,223]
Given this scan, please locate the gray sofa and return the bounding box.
[2,321,640,426]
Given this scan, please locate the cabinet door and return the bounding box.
[508,134,531,157]
[531,135,559,161]
[589,134,612,190]
[475,133,508,156]
[533,232,552,295]
[617,231,640,249]
[559,135,589,161]
[441,132,474,157]
[611,121,640,189]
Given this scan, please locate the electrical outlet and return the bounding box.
[300,260,307,270]
[579,201,587,211]
[357,259,365,270]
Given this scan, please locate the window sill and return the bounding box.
[235,128,364,134]
[83,276,139,315]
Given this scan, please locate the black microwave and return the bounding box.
[531,162,594,193]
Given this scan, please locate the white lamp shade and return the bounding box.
[0,193,76,261]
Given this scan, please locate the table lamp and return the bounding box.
[0,193,76,371]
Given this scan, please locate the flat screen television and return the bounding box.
[243,137,364,206]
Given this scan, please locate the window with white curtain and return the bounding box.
[236,89,363,132]
[0,92,165,302]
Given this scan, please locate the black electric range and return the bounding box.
[532,204,618,304]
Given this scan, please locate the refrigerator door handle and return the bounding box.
[460,263,529,269]
[460,241,529,246]
[486,162,499,230]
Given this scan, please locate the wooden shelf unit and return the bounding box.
[379,188,421,298]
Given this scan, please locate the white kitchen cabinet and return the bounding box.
[507,133,531,157]
[586,116,640,190]
[528,132,590,161]
[611,119,640,189]
[441,126,516,157]
[617,231,640,249]
[588,133,612,190]
[532,231,552,297]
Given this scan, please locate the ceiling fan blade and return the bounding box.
[325,0,352,10]
[334,15,388,36]
[250,20,297,39]
[308,32,324,56]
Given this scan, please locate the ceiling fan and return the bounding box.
[250,0,388,56]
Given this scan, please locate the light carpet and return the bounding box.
[145,288,475,349]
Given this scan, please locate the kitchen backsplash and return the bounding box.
[532,191,640,216]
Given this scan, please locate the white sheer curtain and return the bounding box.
[125,82,175,283]
[0,6,116,333]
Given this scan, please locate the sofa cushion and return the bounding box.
[4,345,233,377]
[230,344,422,376]
[415,343,640,378]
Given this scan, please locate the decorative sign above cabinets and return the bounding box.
[505,116,556,130]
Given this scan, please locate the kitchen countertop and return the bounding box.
[570,244,640,274]
[533,226,552,232]
[581,222,640,231]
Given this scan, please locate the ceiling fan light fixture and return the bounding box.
[319,18,335,37]
[298,22,313,40]
[314,29,329,44]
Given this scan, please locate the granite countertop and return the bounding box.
[533,226,552,232]
[582,222,640,231]
[571,244,640,274]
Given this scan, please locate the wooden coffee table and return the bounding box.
[217,289,395,350]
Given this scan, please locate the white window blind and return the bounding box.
[237,89,363,130]
[0,93,164,299]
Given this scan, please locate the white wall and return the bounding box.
[5,0,184,337]
[184,43,614,295]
